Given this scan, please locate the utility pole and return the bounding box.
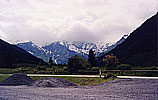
[99,69,102,78]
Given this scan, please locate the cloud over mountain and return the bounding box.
[0,0,157,46]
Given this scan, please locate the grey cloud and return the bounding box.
[0,0,157,46]
[61,24,96,42]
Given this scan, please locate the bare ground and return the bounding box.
[0,79,158,100]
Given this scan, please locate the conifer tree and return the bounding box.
[88,49,96,67]
[48,57,53,65]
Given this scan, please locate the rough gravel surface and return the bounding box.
[0,79,158,100]
[31,78,78,88]
[0,73,34,86]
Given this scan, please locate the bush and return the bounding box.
[91,67,100,71]
[103,54,119,70]
[67,55,89,73]
[117,64,131,70]
[36,66,47,71]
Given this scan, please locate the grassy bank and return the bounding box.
[0,74,11,82]
[103,71,158,77]
[0,66,158,76]
[0,74,114,86]
[31,76,114,86]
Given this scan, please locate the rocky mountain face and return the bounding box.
[97,13,158,67]
[97,34,128,57]
[16,35,127,64]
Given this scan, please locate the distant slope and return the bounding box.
[42,42,78,64]
[97,13,158,67]
[0,39,43,68]
[16,41,47,62]
[97,34,128,57]
[16,41,114,64]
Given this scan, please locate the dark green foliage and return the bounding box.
[91,67,100,71]
[48,57,55,66]
[48,57,52,64]
[98,13,158,67]
[103,54,119,70]
[0,39,44,68]
[88,49,96,67]
[117,64,131,70]
[68,55,89,73]
[36,66,47,71]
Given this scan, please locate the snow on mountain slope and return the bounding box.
[57,41,113,56]
[97,34,129,57]
[15,34,128,64]
[16,41,47,61]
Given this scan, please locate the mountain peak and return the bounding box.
[15,40,33,44]
[16,40,117,64]
[15,33,128,64]
[97,13,157,67]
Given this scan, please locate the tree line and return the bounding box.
[46,49,131,74]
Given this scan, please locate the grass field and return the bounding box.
[0,74,114,86]
[31,76,114,86]
[0,74,11,82]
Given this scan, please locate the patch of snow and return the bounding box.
[15,40,32,45]
[49,50,52,54]
[28,51,34,55]
[54,59,57,64]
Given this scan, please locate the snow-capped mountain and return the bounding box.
[97,34,128,57]
[16,41,46,59]
[56,41,113,56]
[42,42,77,64]
[15,34,128,64]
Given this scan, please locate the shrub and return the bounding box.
[67,55,89,74]
[117,64,131,70]
[91,67,100,71]
[103,54,119,70]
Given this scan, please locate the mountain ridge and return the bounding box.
[0,39,43,68]
[97,13,158,67]
[16,36,127,64]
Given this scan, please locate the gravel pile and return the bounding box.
[0,73,34,86]
[31,78,78,88]
[0,79,158,100]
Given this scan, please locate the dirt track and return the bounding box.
[0,79,158,100]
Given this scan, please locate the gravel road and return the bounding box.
[0,79,158,100]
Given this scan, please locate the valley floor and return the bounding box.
[0,79,158,100]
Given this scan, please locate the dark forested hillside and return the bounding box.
[98,13,158,67]
[0,39,43,68]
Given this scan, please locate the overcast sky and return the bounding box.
[0,0,157,46]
